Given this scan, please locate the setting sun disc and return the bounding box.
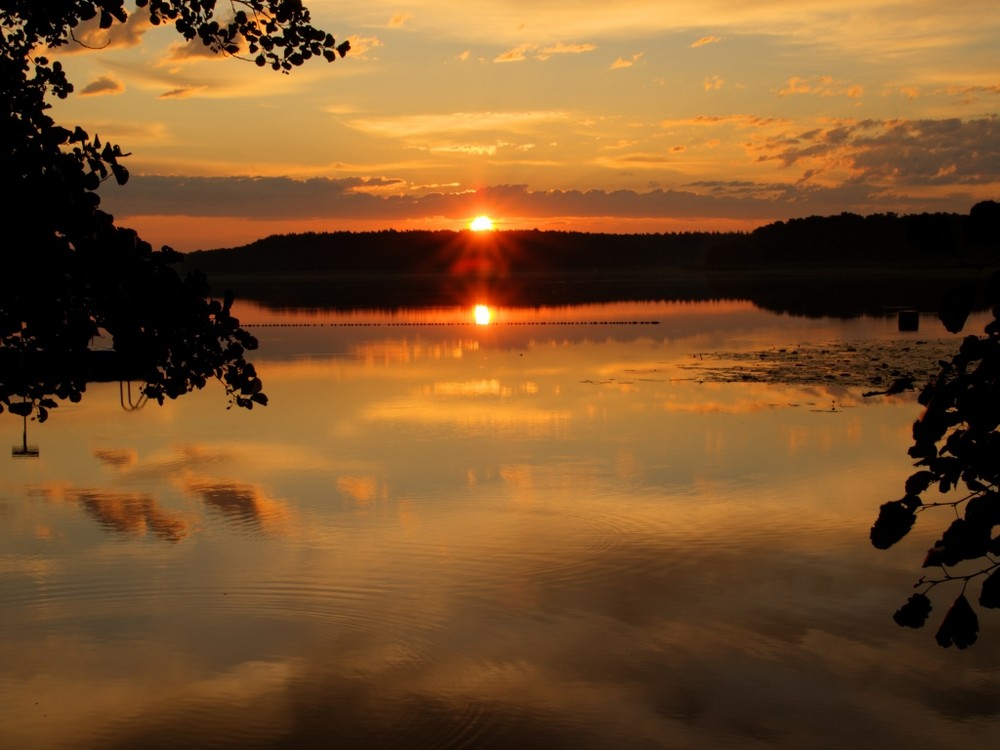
[470,215,494,231]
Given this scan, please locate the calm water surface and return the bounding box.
[2,300,999,749]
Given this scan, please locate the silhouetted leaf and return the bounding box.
[904,470,937,496]
[965,492,1000,528]
[893,593,932,629]
[980,570,1000,609]
[8,402,32,417]
[935,594,979,649]
[923,518,991,568]
[871,496,920,549]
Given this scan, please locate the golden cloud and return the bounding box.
[494,44,532,63]
[610,52,643,70]
[690,35,721,48]
[346,35,384,58]
[537,42,597,59]
[49,5,151,53]
[778,75,864,99]
[495,42,596,63]
[347,110,573,139]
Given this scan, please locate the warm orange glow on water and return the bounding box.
[3,302,998,749]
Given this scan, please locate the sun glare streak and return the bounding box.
[474,305,492,325]
[470,215,494,231]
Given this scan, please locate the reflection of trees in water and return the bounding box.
[195,270,985,321]
[872,201,1000,648]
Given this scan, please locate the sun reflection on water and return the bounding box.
[473,305,492,325]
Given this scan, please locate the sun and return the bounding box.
[469,215,494,232]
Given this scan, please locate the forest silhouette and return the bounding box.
[180,209,988,316]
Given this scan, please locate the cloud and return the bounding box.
[93,175,855,224]
[346,110,573,139]
[610,52,643,70]
[159,86,206,99]
[690,35,721,48]
[748,115,1000,187]
[346,35,384,58]
[495,42,597,62]
[947,84,1000,106]
[79,76,124,97]
[101,114,999,229]
[778,75,864,99]
[387,13,413,28]
[896,86,921,100]
[778,76,812,96]
[537,42,597,60]
[160,37,241,67]
[494,43,533,63]
[50,5,151,53]
[704,76,724,91]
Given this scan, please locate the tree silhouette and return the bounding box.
[0,1,348,421]
[871,200,1000,648]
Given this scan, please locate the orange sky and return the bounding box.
[45,1,1000,249]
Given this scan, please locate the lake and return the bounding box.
[2,300,999,749]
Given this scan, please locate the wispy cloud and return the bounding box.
[50,5,151,53]
[346,110,574,138]
[387,13,413,28]
[777,75,864,98]
[159,86,207,99]
[495,43,532,63]
[159,38,238,68]
[690,35,721,48]
[537,42,597,59]
[79,76,124,96]
[495,42,597,63]
[346,35,384,58]
[610,52,643,70]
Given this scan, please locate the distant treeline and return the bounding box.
[177,210,995,315]
[181,211,978,277]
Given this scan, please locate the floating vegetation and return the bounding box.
[679,338,960,392]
